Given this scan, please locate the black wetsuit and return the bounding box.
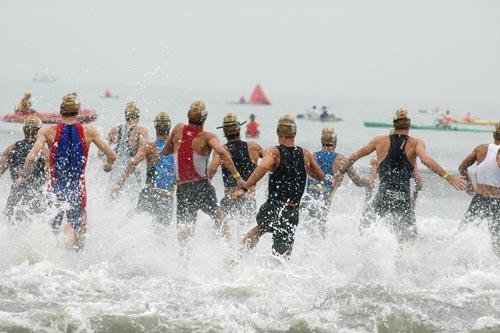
[363,134,416,241]
[464,196,500,252]
[257,145,307,256]
[4,139,46,220]
[220,140,257,221]
[115,124,139,157]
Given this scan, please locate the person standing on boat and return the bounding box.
[16,91,34,114]
[113,112,176,226]
[245,114,260,138]
[459,122,500,254]
[208,113,263,224]
[16,92,117,250]
[0,116,48,222]
[161,101,244,249]
[106,102,148,190]
[334,108,467,242]
[239,115,324,257]
[302,127,375,236]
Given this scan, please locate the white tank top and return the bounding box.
[476,143,500,188]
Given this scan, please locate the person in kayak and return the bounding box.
[459,122,500,254]
[245,114,260,138]
[302,127,375,237]
[462,112,473,123]
[208,113,263,224]
[16,91,35,114]
[307,105,319,118]
[318,106,328,121]
[335,108,467,242]
[438,110,453,127]
[106,102,149,189]
[239,115,324,257]
[161,101,244,248]
[0,116,48,222]
[113,112,176,226]
[16,92,117,250]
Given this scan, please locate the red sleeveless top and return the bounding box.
[175,125,209,182]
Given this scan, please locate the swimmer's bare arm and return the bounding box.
[41,148,50,180]
[99,127,118,158]
[0,144,14,176]
[114,143,150,190]
[303,148,324,180]
[458,145,482,194]
[369,157,378,182]
[137,127,149,149]
[16,127,49,185]
[243,147,278,188]
[339,137,378,173]
[208,134,240,177]
[458,145,484,194]
[415,139,466,191]
[249,141,264,159]
[335,154,371,188]
[333,138,378,186]
[364,157,379,199]
[413,168,423,192]
[87,126,117,170]
[162,124,181,156]
[412,167,423,206]
[208,151,222,180]
[107,127,118,144]
[458,146,480,177]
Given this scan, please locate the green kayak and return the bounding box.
[364,121,491,133]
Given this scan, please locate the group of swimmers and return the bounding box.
[1,92,499,258]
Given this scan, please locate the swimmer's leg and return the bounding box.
[241,225,264,251]
[65,204,87,251]
[201,183,231,241]
[271,207,299,257]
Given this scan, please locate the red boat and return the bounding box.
[3,109,97,124]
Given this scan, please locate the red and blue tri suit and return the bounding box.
[49,123,88,232]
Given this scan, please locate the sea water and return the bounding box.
[0,79,499,332]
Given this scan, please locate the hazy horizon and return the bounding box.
[1,0,499,103]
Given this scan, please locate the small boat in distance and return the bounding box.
[228,84,271,105]
[297,114,342,122]
[3,109,97,124]
[297,105,342,122]
[32,73,58,83]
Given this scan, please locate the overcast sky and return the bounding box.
[1,0,499,102]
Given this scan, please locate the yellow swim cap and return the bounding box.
[187,100,207,124]
[22,116,42,139]
[154,112,171,135]
[24,90,31,98]
[276,114,297,138]
[393,107,411,129]
[393,107,409,120]
[321,127,337,146]
[124,102,140,121]
[60,93,80,115]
